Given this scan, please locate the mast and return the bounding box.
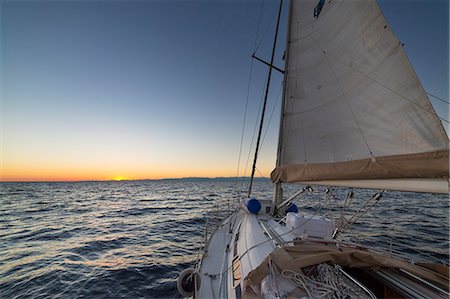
[248,0,284,197]
[273,0,294,212]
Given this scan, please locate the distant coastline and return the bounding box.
[158,177,269,182]
[0,177,271,183]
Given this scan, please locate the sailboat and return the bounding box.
[177,0,449,298]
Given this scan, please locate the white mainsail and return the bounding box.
[271,0,449,193]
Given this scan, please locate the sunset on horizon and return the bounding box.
[1,0,448,183]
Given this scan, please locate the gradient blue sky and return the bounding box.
[1,0,448,181]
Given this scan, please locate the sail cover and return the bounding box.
[271,0,449,193]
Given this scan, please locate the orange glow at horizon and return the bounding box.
[0,160,275,182]
[1,134,276,182]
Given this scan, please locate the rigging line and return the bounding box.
[235,59,255,191]
[254,4,278,54]
[243,70,271,177]
[256,166,265,178]
[426,92,450,105]
[235,0,266,191]
[260,82,283,151]
[329,54,450,124]
[253,0,266,51]
[247,85,283,181]
[338,191,383,234]
[242,78,267,187]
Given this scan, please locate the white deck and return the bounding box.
[196,199,318,298]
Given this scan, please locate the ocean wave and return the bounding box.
[0,180,448,298]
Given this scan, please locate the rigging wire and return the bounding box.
[245,83,283,183]
[256,166,265,178]
[235,59,254,191]
[253,0,266,51]
[243,82,283,183]
[242,82,267,189]
[337,191,383,236]
[260,83,283,151]
[254,3,279,54]
[426,92,450,105]
[243,63,282,184]
[238,1,284,189]
[234,0,268,192]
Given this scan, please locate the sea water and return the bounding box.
[1,179,448,298]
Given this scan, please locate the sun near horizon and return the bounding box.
[112,176,128,181]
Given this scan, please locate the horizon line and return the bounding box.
[0,176,271,183]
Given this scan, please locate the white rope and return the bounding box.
[282,264,365,299]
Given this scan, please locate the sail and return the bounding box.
[271,0,449,193]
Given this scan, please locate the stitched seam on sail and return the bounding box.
[328,52,449,125]
[316,37,375,159]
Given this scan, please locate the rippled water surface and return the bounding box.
[1,180,448,298]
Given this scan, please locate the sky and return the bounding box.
[1,0,448,182]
